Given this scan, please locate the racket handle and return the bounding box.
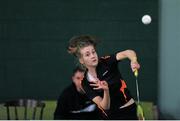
[134,69,138,77]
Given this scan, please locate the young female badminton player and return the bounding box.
[67,35,140,119]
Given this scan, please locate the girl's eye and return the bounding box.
[85,53,90,57]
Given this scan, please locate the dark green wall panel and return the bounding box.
[0,0,158,103]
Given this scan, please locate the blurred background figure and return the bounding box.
[54,66,100,119]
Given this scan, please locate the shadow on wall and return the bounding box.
[159,111,176,120]
[159,100,180,120]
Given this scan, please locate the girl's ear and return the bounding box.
[79,58,84,64]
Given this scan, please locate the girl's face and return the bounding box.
[79,45,98,68]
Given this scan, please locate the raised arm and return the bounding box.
[116,49,140,71]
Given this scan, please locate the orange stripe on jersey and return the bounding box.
[120,80,128,102]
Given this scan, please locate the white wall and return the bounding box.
[159,0,180,119]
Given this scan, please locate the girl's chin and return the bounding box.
[92,63,98,66]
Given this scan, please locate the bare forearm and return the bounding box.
[116,49,137,62]
[116,49,140,72]
[100,89,110,110]
[91,81,110,110]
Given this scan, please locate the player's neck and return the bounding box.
[87,67,97,78]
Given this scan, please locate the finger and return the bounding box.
[90,83,98,87]
[100,82,107,86]
[133,63,140,68]
[93,87,102,90]
[132,67,137,72]
[132,69,136,72]
[101,81,107,84]
[132,65,140,70]
[90,80,99,84]
[136,64,140,69]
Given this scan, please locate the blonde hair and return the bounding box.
[67,35,98,58]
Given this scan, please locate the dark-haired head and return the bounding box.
[72,66,86,76]
[71,66,85,93]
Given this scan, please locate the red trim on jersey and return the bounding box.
[120,80,128,102]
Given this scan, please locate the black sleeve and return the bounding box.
[100,53,119,66]
[54,91,69,119]
[82,79,100,100]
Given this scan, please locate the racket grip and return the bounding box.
[134,69,138,77]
